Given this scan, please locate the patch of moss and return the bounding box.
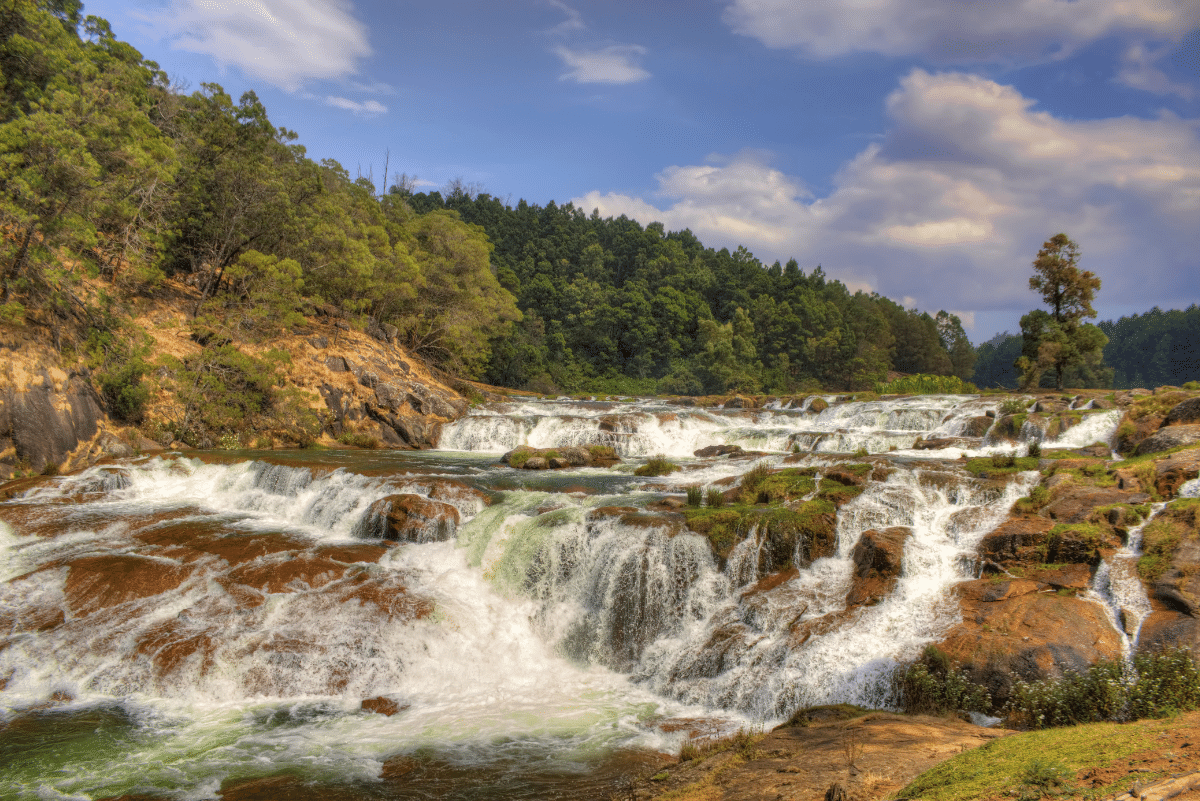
[635,456,681,476]
[684,499,837,565]
[1137,516,1187,582]
[752,469,817,503]
[816,478,863,507]
[965,456,1039,477]
[1046,522,1111,563]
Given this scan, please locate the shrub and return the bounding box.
[509,448,534,468]
[991,453,1017,468]
[896,645,991,716]
[1017,758,1075,801]
[1127,647,1200,718]
[98,357,151,424]
[40,461,60,477]
[706,487,725,508]
[876,374,978,395]
[586,444,618,461]
[1014,485,1050,515]
[1000,398,1029,416]
[1184,381,1199,391]
[634,454,680,477]
[686,486,703,507]
[338,432,380,449]
[1006,659,1128,729]
[1027,440,1041,458]
[739,461,774,503]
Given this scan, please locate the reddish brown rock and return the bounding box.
[1041,485,1150,524]
[64,555,190,615]
[938,579,1123,707]
[227,555,349,594]
[978,517,1054,563]
[361,696,407,716]
[962,416,993,437]
[364,493,460,543]
[1138,610,1199,655]
[1155,449,1200,497]
[846,527,911,607]
[314,543,392,564]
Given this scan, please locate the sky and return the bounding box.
[85,0,1200,343]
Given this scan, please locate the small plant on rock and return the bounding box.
[634,454,680,477]
[686,486,703,507]
[706,488,725,508]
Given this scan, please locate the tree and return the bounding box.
[1016,234,1107,390]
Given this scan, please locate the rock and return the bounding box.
[809,397,829,414]
[361,494,460,543]
[694,444,745,457]
[724,395,756,409]
[1041,485,1150,524]
[1038,562,1092,590]
[308,335,329,349]
[1138,610,1200,655]
[1089,397,1115,410]
[1135,424,1200,456]
[1155,449,1200,497]
[825,784,848,801]
[548,457,570,469]
[523,457,549,470]
[1035,399,1069,413]
[1166,397,1200,426]
[1075,443,1112,457]
[914,437,977,450]
[846,527,911,606]
[962,416,993,437]
[1,371,106,472]
[361,696,406,716]
[978,517,1054,562]
[324,355,349,373]
[64,554,190,616]
[938,582,1123,707]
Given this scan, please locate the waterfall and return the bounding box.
[1088,503,1164,656]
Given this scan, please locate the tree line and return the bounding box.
[2,0,1192,407]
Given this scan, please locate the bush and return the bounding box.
[509,447,534,468]
[1127,647,1200,718]
[1000,398,1029,416]
[991,453,1017,468]
[1006,659,1128,729]
[686,486,703,507]
[98,357,151,424]
[634,455,680,477]
[1017,758,1074,801]
[739,461,774,503]
[338,431,380,449]
[896,645,991,716]
[707,487,725,508]
[876,374,978,395]
[1027,440,1041,458]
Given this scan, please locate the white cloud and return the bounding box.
[554,44,650,84]
[1116,42,1196,99]
[546,0,585,35]
[151,0,372,92]
[324,96,387,116]
[724,0,1199,62]
[573,70,1200,327]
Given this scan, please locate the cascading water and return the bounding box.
[1089,503,1164,656]
[0,393,1124,798]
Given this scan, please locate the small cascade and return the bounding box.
[1089,503,1164,655]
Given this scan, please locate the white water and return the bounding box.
[1089,503,1165,656]
[0,393,1130,798]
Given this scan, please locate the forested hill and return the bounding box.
[2,0,1192,403]
[406,189,975,394]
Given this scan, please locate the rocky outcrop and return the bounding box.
[1135,424,1200,456]
[937,578,1123,707]
[1165,397,1200,426]
[499,445,620,469]
[359,493,461,543]
[846,527,910,607]
[0,345,132,476]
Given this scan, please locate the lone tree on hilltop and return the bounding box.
[1015,233,1108,391]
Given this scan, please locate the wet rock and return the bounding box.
[846,527,911,607]
[361,696,407,716]
[64,554,190,615]
[724,396,756,409]
[523,456,549,470]
[1135,424,1200,456]
[1035,399,1069,413]
[808,397,829,413]
[227,554,349,593]
[1038,562,1092,590]
[84,431,134,464]
[1155,450,1200,497]
[426,480,491,514]
[364,493,461,543]
[1089,397,1116,410]
[1166,397,1200,426]
[938,582,1123,707]
[978,518,1054,563]
[962,416,993,437]
[914,437,978,450]
[694,444,744,457]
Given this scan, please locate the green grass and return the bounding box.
[964,456,1040,477]
[896,721,1162,800]
[634,455,681,476]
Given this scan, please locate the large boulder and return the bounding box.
[1040,484,1150,524]
[846,527,910,606]
[1135,424,1200,456]
[0,365,107,473]
[1165,397,1200,426]
[978,517,1054,564]
[937,578,1123,707]
[1155,450,1200,497]
[359,494,460,543]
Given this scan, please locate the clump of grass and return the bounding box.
[634,454,681,477]
[337,431,380,449]
[706,487,725,508]
[686,486,703,507]
[1014,485,1050,515]
[586,444,618,461]
[39,461,60,477]
[509,447,534,468]
[1016,758,1075,801]
[739,461,774,503]
[991,452,1017,468]
[1027,440,1042,458]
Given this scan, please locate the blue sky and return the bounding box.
[87,0,1199,343]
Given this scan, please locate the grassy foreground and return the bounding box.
[897,712,1200,800]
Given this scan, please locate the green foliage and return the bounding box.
[1016,234,1109,391]
[876,373,978,395]
[896,645,992,716]
[173,343,279,447]
[40,460,59,476]
[98,356,150,423]
[738,461,774,503]
[1027,440,1041,458]
[1006,659,1129,729]
[1014,485,1050,515]
[634,454,680,477]
[685,486,703,507]
[1017,758,1074,800]
[585,444,618,461]
[964,456,1039,477]
[509,447,533,468]
[1127,647,1200,718]
[337,431,380,449]
[706,487,725,508]
[999,398,1029,416]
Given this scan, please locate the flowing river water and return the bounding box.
[0,395,1126,799]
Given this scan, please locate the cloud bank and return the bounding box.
[574,70,1200,326]
[154,0,372,92]
[724,0,1200,62]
